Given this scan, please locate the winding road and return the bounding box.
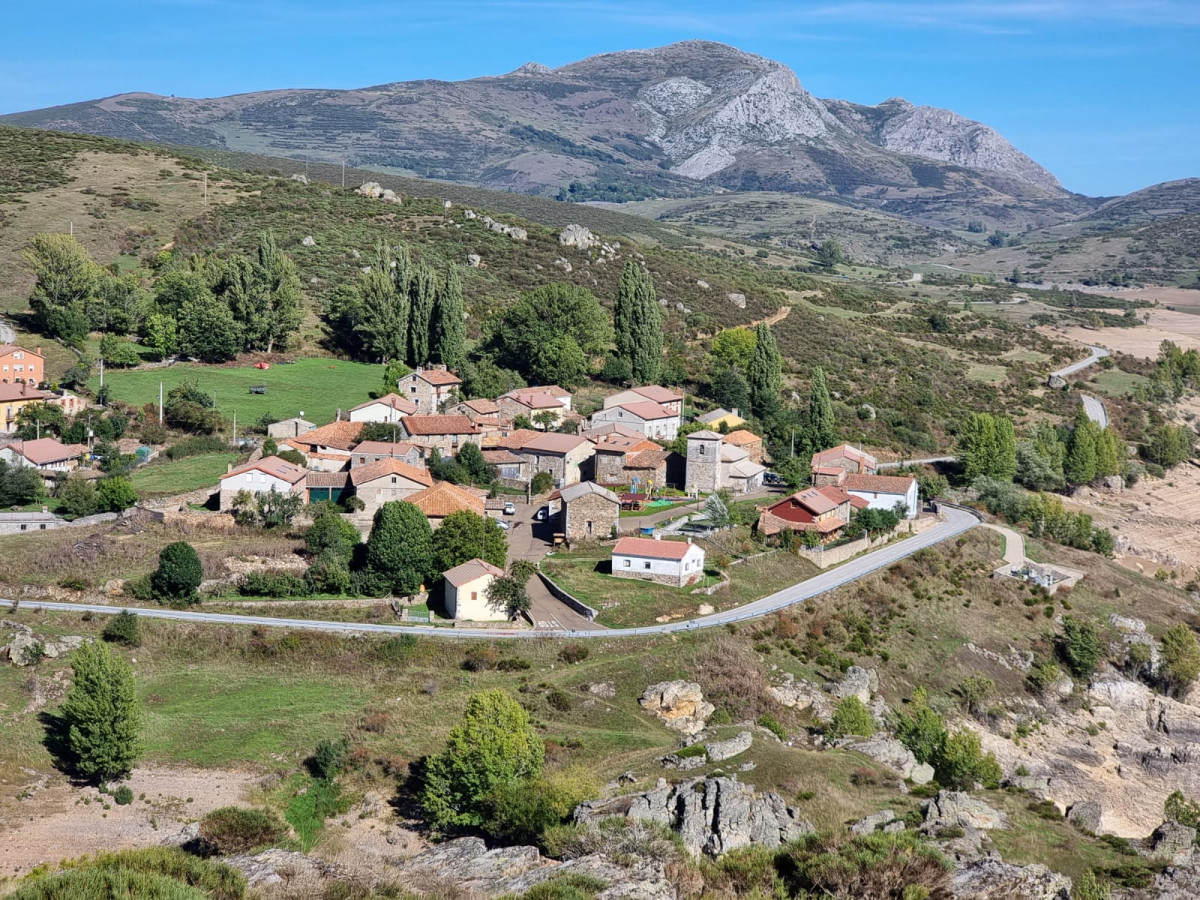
[1051,344,1109,381]
[0,509,979,639]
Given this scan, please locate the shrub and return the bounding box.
[113,785,134,805]
[1164,790,1200,829]
[1074,869,1111,900]
[59,642,142,782]
[757,713,788,741]
[199,806,287,856]
[239,571,310,598]
[10,848,247,900]
[778,832,952,900]
[956,674,994,715]
[165,435,229,460]
[558,643,589,665]
[311,737,350,781]
[371,635,418,664]
[936,729,1002,790]
[829,696,875,738]
[547,690,572,712]
[1160,625,1200,696]
[151,542,203,606]
[101,610,141,647]
[497,657,532,671]
[1059,617,1103,678]
[485,770,599,847]
[531,471,555,494]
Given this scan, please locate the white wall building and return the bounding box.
[611,536,706,587]
[843,474,919,519]
[443,558,508,621]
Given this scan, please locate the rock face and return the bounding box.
[949,859,1072,899]
[850,809,904,835]
[2,624,90,667]
[768,674,832,719]
[575,775,813,856]
[1150,821,1196,863]
[704,731,752,762]
[640,681,715,735]
[559,224,598,249]
[847,734,934,785]
[827,666,878,703]
[392,836,672,899]
[726,292,747,309]
[922,791,1008,832]
[1066,800,1102,833]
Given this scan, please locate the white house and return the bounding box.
[219,456,308,510]
[0,438,86,473]
[443,558,508,621]
[611,536,706,588]
[843,473,919,519]
[590,401,679,441]
[603,385,682,421]
[349,393,418,424]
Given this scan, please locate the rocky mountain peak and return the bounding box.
[510,62,552,76]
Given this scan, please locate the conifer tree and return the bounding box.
[59,642,143,782]
[434,263,467,372]
[1065,406,1099,486]
[807,366,837,451]
[254,229,303,353]
[355,241,409,363]
[747,323,782,415]
[614,262,662,383]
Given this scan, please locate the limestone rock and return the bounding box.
[290,173,308,184]
[726,292,747,309]
[1101,475,1125,493]
[559,224,599,249]
[922,791,1008,832]
[640,681,714,735]
[696,280,710,289]
[1110,614,1146,634]
[847,734,930,783]
[1066,800,1102,833]
[1150,821,1196,863]
[850,809,902,835]
[705,731,752,762]
[587,682,616,699]
[355,181,383,198]
[467,253,482,268]
[768,674,832,719]
[1048,374,1068,390]
[301,235,315,246]
[1004,774,1051,801]
[662,753,706,771]
[950,859,1071,899]
[224,849,346,888]
[575,775,813,857]
[554,257,573,274]
[2,625,90,666]
[827,666,878,703]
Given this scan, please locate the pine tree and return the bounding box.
[747,323,782,415]
[807,367,837,451]
[434,263,467,372]
[59,642,143,782]
[614,262,662,383]
[408,262,437,367]
[1065,406,1099,486]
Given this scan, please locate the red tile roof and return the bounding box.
[844,474,916,494]
[349,457,433,487]
[1,438,82,466]
[518,433,593,454]
[629,385,683,404]
[0,383,50,403]
[444,558,506,587]
[413,367,462,386]
[353,440,418,458]
[0,345,43,359]
[284,420,364,451]
[811,444,878,472]
[401,415,481,436]
[626,448,669,470]
[481,448,525,465]
[352,393,418,416]
[611,400,675,421]
[461,398,500,415]
[722,429,762,446]
[222,455,308,485]
[489,429,541,449]
[502,390,564,410]
[407,481,485,518]
[612,536,698,561]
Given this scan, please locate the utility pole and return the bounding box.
[158,381,163,425]
[203,172,208,207]
[232,410,237,448]
[69,220,73,236]
[341,160,345,189]
[99,357,104,389]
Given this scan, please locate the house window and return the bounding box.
[644,561,651,570]
[623,559,630,568]
[20,524,27,531]
[698,444,705,455]
[391,477,397,484]
[471,591,478,601]
[39,524,46,530]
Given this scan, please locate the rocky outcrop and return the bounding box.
[225,849,348,888]
[768,673,832,719]
[640,681,714,735]
[826,666,879,703]
[849,809,904,835]
[847,734,934,784]
[2,624,90,666]
[726,292,747,309]
[1149,821,1196,864]
[480,215,526,240]
[1066,800,1102,833]
[391,837,672,899]
[949,859,1071,899]
[922,791,1008,832]
[575,775,813,857]
[559,224,599,249]
[704,731,752,762]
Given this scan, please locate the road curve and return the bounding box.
[0,509,979,640]
[1081,394,1109,428]
[1051,344,1109,381]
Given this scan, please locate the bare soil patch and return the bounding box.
[1042,308,1200,360]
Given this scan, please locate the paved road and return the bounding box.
[0,509,979,639]
[877,456,957,470]
[1051,344,1110,381]
[1081,394,1109,428]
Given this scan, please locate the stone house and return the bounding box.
[722,428,765,464]
[515,433,595,487]
[267,416,316,440]
[219,456,308,510]
[0,508,60,535]
[443,558,508,621]
[399,415,483,459]
[590,401,679,441]
[558,481,620,544]
[349,440,424,469]
[0,437,87,473]
[685,431,766,495]
[526,385,573,411]
[349,393,418,424]
[481,448,529,485]
[498,389,566,428]
[282,420,364,472]
[611,536,706,587]
[0,344,43,385]
[811,444,878,485]
[446,398,500,422]
[406,481,487,528]
[399,365,462,413]
[349,458,434,515]
[604,385,683,421]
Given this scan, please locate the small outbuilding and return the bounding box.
[443,558,508,621]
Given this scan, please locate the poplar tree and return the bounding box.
[960,413,1017,481]
[808,366,837,451]
[747,323,782,415]
[254,230,303,353]
[434,263,467,372]
[614,262,662,383]
[355,241,409,363]
[408,262,437,367]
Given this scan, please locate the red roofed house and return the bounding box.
[756,485,868,541]
[811,444,879,485]
[406,480,486,528]
[611,536,706,587]
[281,420,364,472]
[446,398,500,423]
[514,432,595,487]
[481,448,529,485]
[349,393,418,424]
[526,385,573,411]
[843,472,919,519]
[0,437,86,473]
[399,415,483,459]
[592,433,672,489]
[399,365,462,413]
[443,558,508,621]
[0,381,52,432]
[497,389,566,428]
[350,441,423,469]
[722,428,766,464]
[589,400,679,441]
[349,457,434,514]
[604,385,682,420]
[0,345,44,384]
[219,456,309,510]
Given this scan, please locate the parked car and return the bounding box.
[503,501,516,516]
[763,472,782,485]
[496,520,510,530]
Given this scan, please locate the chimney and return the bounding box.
[732,407,739,418]
[336,408,342,421]
[687,537,692,545]
[41,505,48,514]
[35,347,41,356]
[227,463,233,474]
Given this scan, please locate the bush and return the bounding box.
[779,832,952,899]
[113,785,134,805]
[558,643,589,665]
[829,696,875,738]
[102,610,141,647]
[547,690,572,712]
[530,471,555,495]
[311,737,350,781]
[59,642,142,782]
[485,770,598,847]
[165,435,229,460]
[239,571,310,598]
[1165,790,1200,829]
[151,542,203,606]
[1059,617,1103,678]
[757,713,788,741]
[936,729,1002,790]
[199,806,287,856]
[1160,625,1200,696]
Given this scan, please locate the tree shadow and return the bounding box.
[592,561,613,575]
[37,709,81,781]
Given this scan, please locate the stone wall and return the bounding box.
[563,493,618,544]
[612,567,688,587]
[536,571,598,621]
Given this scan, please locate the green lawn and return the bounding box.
[130,451,242,497]
[91,357,381,426]
[1088,368,1149,397]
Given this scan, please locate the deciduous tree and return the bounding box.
[365,501,435,596]
[432,510,508,573]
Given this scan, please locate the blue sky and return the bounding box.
[1,0,1196,196]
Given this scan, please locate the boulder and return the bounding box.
[290,173,308,184]
[355,181,383,198]
[559,224,598,250]
[768,674,832,719]
[300,235,315,246]
[1100,475,1125,493]
[2,625,90,667]
[950,859,1071,899]
[224,849,346,888]
[587,682,616,699]
[662,753,706,771]
[1004,774,1051,801]
[467,253,482,268]
[705,731,752,762]
[726,292,747,309]
[1066,800,1102,833]
[847,734,929,782]
[1109,614,1146,634]
[1150,821,1196,863]
[640,681,715,735]
[575,775,812,857]
[922,791,1008,832]
[696,280,710,289]
[1047,374,1067,390]
[826,666,878,703]
[849,809,902,836]
[554,257,573,273]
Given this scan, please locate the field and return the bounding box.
[92,357,380,426]
[130,450,243,497]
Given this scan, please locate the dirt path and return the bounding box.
[0,766,260,877]
[752,305,792,328]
